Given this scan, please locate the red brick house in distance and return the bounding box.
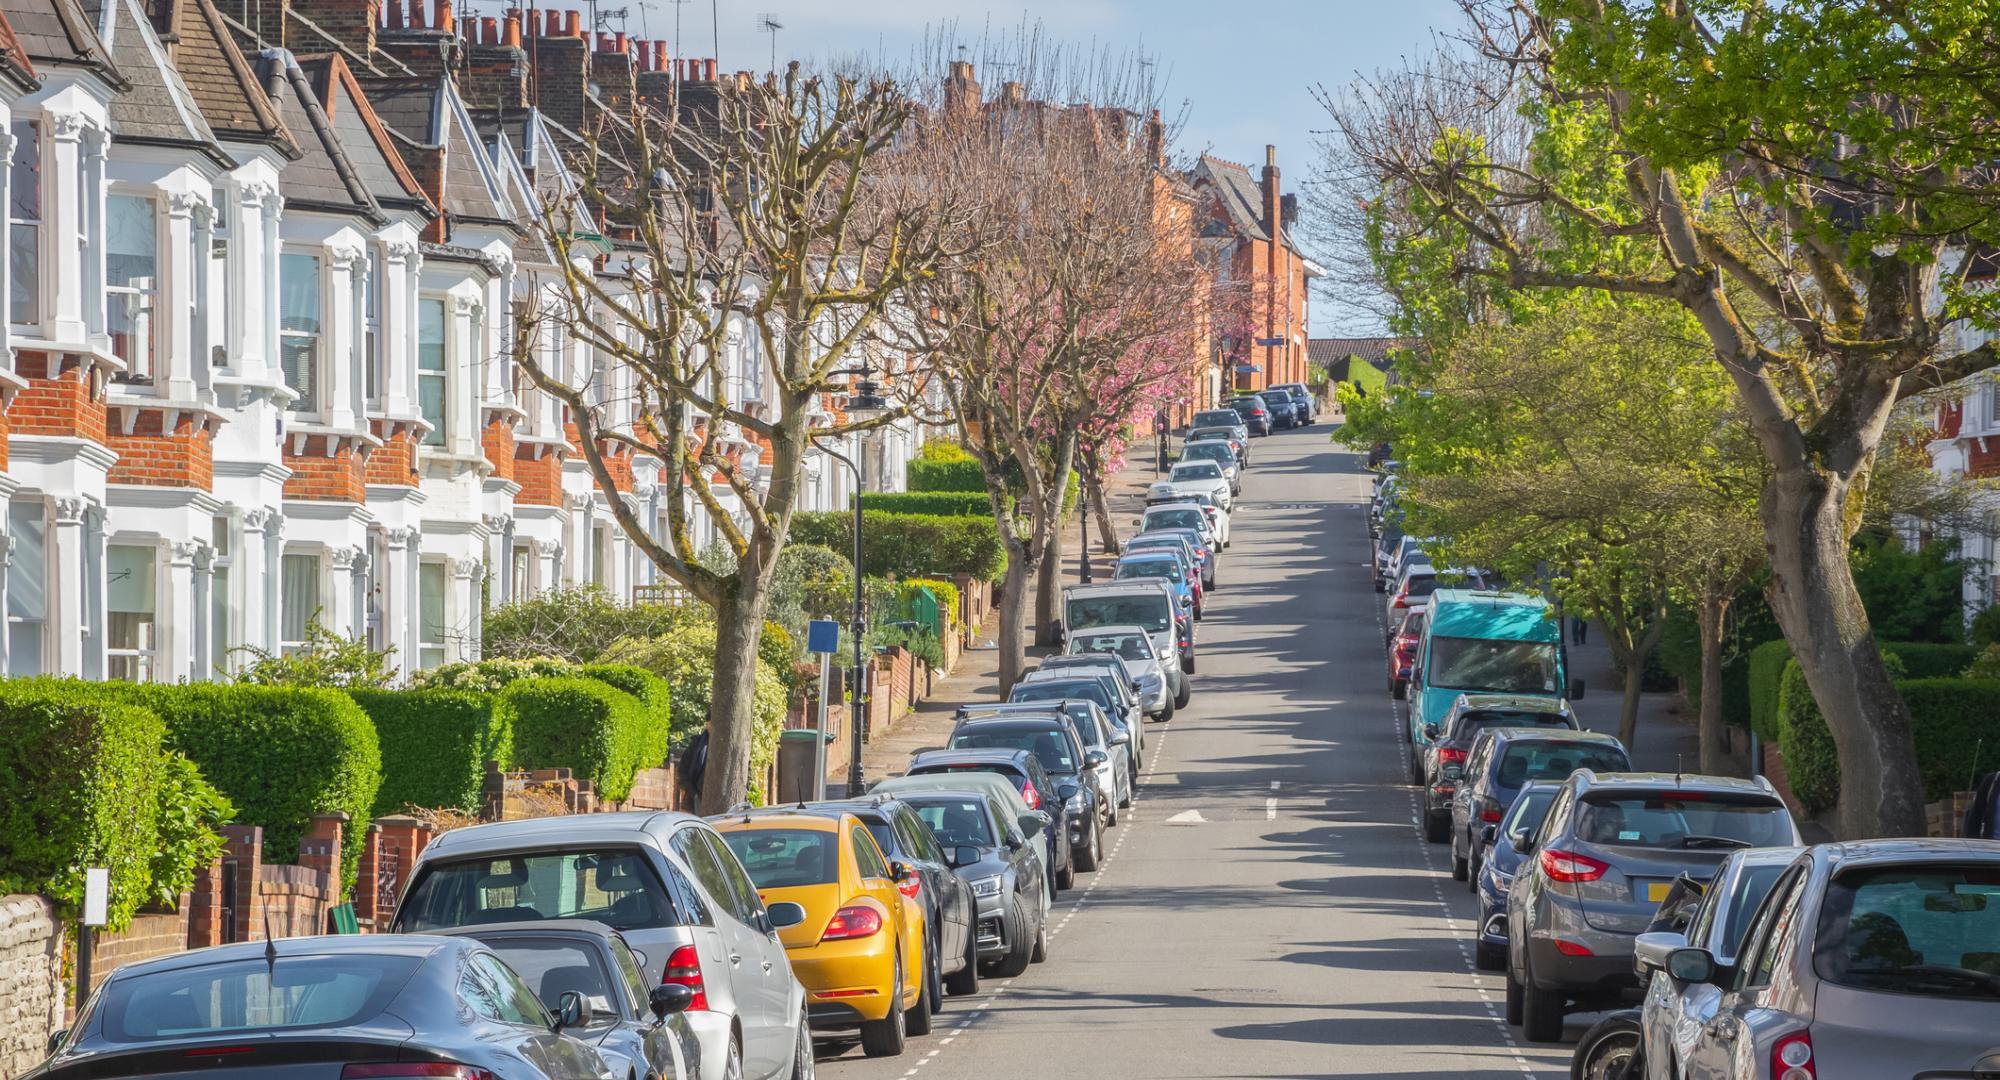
[1194,148,1321,393]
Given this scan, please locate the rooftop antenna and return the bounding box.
[594,5,628,30]
[667,0,690,45]
[757,13,783,75]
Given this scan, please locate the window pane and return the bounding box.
[9,121,39,223]
[107,195,157,280]
[9,222,36,325]
[419,298,446,444]
[210,564,230,676]
[419,561,445,646]
[281,553,319,644]
[280,253,321,412]
[107,544,156,615]
[7,500,45,620]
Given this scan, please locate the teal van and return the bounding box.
[1404,590,1581,784]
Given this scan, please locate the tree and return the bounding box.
[520,65,971,812]
[1323,2,2000,836]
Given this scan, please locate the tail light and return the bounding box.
[1773,1031,1815,1080]
[1437,747,1468,765]
[1539,848,1609,883]
[343,1067,497,1079]
[1390,594,1409,610]
[662,944,709,1011]
[822,904,885,941]
[897,872,922,899]
[1480,808,1503,823]
[1553,939,1594,957]
[1021,780,1040,808]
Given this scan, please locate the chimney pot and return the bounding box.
[384,0,403,28]
[615,31,627,53]
[408,0,425,29]
[596,31,612,51]
[633,38,647,69]
[479,16,495,43]
[654,41,668,70]
[545,9,560,35]
[502,12,521,46]
[433,0,453,33]
[1265,144,1277,169]
[703,57,716,81]
[564,9,581,36]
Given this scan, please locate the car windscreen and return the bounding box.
[396,849,676,932]
[1012,679,1114,713]
[1115,558,1179,583]
[1145,509,1207,533]
[719,828,840,889]
[1455,710,1575,740]
[1173,462,1223,481]
[1193,410,1240,428]
[1182,444,1234,465]
[1574,793,1793,850]
[908,797,996,846]
[1073,631,1154,661]
[1404,574,1438,599]
[1189,429,1236,443]
[1493,742,1630,787]
[479,938,620,1024]
[1068,594,1171,633]
[1427,636,1562,694]
[1815,864,2000,999]
[98,954,422,1041]
[951,726,1078,775]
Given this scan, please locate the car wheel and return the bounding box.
[946,928,980,996]
[1424,812,1449,845]
[1172,679,1191,710]
[1520,955,1567,1043]
[906,949,934,1035]
[1474,939,1506,972]
[1504,968,1524,1026]
[1450,846,1469,881]
[859,955,908,1057]
[1407,749,1426,787]
[1119,779,1134,809]
[724,1036,746,1080]
[1056,854,1076,892]
[1467,850,1483,893]
[1030,918,1048,964]
[1075,820,1103,871]
[993,899,1033,976]
[1572,1013,1643,1080]
[790,1014,814,1080]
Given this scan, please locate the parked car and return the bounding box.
[962,694,1140,778]
[1268,381,1318,423]
[791,796,980,1001]
[1262,384,1309,426]
[1505,771,1802,1042]
[871,771,1055,904]
[1189,408,1252,447]
[427,921,704,1080]
[1064,580,1196,695]
[1630,845,1802,1079]
[1175,491,1234,548]
[1449,728,1633,878]
[1186,426,1251,468]
[1645,838,2000,1079]
[392,812,810,1080]
[1388,607,1426,700]
[1384,560,1437,635]
[896,788,1050,978]
[1176,441,1243,494]
[1066,622,1176,721]
[1130,525,1216,590]
[1377,533,1426,592]
[710,810,930,1057]
[1002,690,1132,815]
[1410,590,1580,786]
[32,935,625,1080]
[1019,659,1146,754]
[1123,533,1207,609]
[1228,394,1273,435]
[902,749,1078,891]
[1472,781,1563,970]
[1115,549,1200,618]
[1140,502,1226,563]
[945,715,1107,872]
[1421,695,1579,842]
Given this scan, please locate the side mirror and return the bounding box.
[1057,783,1081,803]
[1568,679,1586,699]
[1634,930,1688,973]
[1479,824,1497,846]
[45,1030,67,1056]
[1085,750,1108,768]
[767,901,807,930]
[951,845,982,867]
[649,982,695,1019]
[889,860,912,882]
[1003,828,1027,850]
[1108,730,1130,746]
[1423,723,1441,741]
[1666,946,1720,985]
[554,989,594,1032]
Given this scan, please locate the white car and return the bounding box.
[1141,499,1229,551]
[1177,441,1242,493]
[1149,460,1234,512]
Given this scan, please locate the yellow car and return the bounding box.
[715,810,931,1057]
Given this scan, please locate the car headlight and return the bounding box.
[1065,794,1085,813]
[971,875,1003,898]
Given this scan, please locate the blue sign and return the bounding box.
[806,619,841,654]
[1253,336,1286,347]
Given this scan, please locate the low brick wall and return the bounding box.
[85,904,191,996]
[0,895,60,1080]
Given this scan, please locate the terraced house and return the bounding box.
[0,0,921,682]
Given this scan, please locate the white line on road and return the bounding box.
[1264,797,1277,820]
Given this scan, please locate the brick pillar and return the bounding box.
[369,815,435,927]
[298,812,348,896]
[221,825,264,943]
[186,854,227,948]
[353,823,384,925]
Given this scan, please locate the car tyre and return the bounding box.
[725,1036,746,1080]
[1119,780,1134,809]
[1030,918,1048,964]
[789,1014,815,1080]
[1075,820,1103,871]
[1504,967,1525,1026]
[1450,846,1469,881]
[1172,679,1191,710]
[1467,850,1483,892]
[1520,956,1567,1043]
[1572,1012,1643,1080]
[1056,855,1075,892]
[992,899,1032,977]
[1424,812,1450,845]
[1408,750,1426,787]
[859,955,908,1057]
[906,951,934,1036]
[946,929,980,996]
[1474,939,1506,972]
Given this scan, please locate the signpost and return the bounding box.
[77,868,107,1008]
[805,619,840,800]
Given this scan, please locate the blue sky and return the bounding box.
[497,0,1458,331]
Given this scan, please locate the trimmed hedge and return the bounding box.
[1780,662,2000,814]
[859,491,992,517]
[791,510,1006,582]
[0,680,166,930]
[348,689,510,816]
[907,458,986,493]
[1749,639,1980,744]
[503,677,653,802]
[580,663,676,772]
[124,684,381,892]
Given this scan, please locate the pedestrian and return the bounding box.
[1571,615,1588,645]
[676,728,709,810]
[1962,770,2000,839]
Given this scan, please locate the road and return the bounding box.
[815,426,1614,1079]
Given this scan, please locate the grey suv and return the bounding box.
[1505,771,1801,1042]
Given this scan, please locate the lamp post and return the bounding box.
[1078,444,1095,584]
[818,362,888,797]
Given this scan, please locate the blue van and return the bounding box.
[1404,590,1581,785]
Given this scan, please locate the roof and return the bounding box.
[0,0,118,82]
[909,748,1035,769]
[362,75,516,239]
[418,809,692,858]
[0,10,38,91]
[711,810,841,832]
[145,0,292,154]
[1575,771,1783,796]
[1426,591,1560,642]
[86,0,228,165]
[1197,154,1276,245]
[1308,336,1414,370]
[1478,728,1626,747]
[1822,838,2000,866]
[263,51,431,223]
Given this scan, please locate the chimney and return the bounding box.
[466,5,530,110]
[292,0,378,57]
[502,10,520,46]
[1146,108,1163,166]
[406,0,423,29]
[564,10,581,36]
[703,57,716,81]
[637,45,675,105]
[477,16,494,43]
[544,9,560,35]
[532,28,590,130]
[383,0,402,29]
[596,34,636,115]
[432,0,452,34]
[1000,80,1025,104]
[376,0,458,78]
[1262,144,1282,238]
[944,58,980,117]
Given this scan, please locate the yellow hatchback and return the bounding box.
[715,810,931,1058]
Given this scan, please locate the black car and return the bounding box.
[32,935,619,1079]
[796,795,980,997]
[1421,695,1579,843]
[897,788,1050,978]
[906,748,1078,891]
[1228,394,1273,435]
[430,921,701,1080]
[1269,382,1318,424]
[945,715,1107,875]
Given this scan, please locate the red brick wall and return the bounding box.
[482,416,516,481]
[283,438,370,502]
[514,450,562,506]
[259,865,335,938]
[106,411,214,489]
[84,905,191,995]
[7,352,107,443]
[600,444,635,493]
[365,424,420,486]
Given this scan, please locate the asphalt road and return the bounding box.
[818,427,1588,1079]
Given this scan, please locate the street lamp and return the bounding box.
[1078,446,1095,584]
[819,360,888,797]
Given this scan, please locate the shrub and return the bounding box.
[904,577,961,631]
[598,623,789,771]
[0,681,167,930]
[1782,660,2000,814]
[1849,531,1968,643]
[790,510,1006,581]
[579,664,675,772]
[872,621,945,669]
[916,438,974,463]
[907,458,987,493]
[126,684,381,892]
[483,585,685,662]
[348,689,510,815]
[231,617,396,688]
[858,491,991,517]
[147,753,234,911]
[1746,639,1794,743]
[771,545,854,636]
[410,656,576,693]
[1970,605,2000,649]
[503,677,653,802]
[1884,642,1981,679]
[1777,661,1839,813]
[1752,639,1981,744]
[1964,643,2000,679]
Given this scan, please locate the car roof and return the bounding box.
[1145,500,1205,512]
[105,933,457,980]
[419,810,692,858]
[1070,623,1151,636]
[712,810,845,832]
[1570,770,1780,797]
[1426,592,1561,643]
[1117,550,1179,562]
[911,748,1035,768]
[890,788,995,806]
[426,919,626,943]
[1480,727,1625,747]
[1456,694,1572,715]
[1818,838,2000,869]
[960,702,1077,718]
[1019,674,1109,689]
[957,715,1067,731]
[1067,581,1173,598]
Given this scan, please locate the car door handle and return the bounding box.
[729,952,743,965]
[762,959,774,973]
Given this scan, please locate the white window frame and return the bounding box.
[106,542,159,682]
[280,250,324,414]
[105,191,160,382]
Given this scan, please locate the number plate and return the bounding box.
[1646,881,1671,902]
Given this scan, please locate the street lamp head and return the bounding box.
[848,379,889,418]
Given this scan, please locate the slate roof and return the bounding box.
[260,50,430,223]
[0,10,40,92]
[0,0,119,84]
[1307,336,1414,370]
[361,74,516,242]
[146,0,293,155]
[86,0,227,164]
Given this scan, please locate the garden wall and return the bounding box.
[0,895,61,1080]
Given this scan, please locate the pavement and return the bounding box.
[815,423,1707,1078]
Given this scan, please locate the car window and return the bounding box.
[952,725,1078,774]
[99,954,421,1040]
[1144,509,1207,533]
[1074,632,1153,661]
[1464,738,1493,788]
[1742,867,1809,989]
[895,807,947,863]
[911,797,995,846]
[1115,559,1179,583]
[661,856,712,927]
[396,848,678,933]
[609,935,650,1014]
[719,828,840,889]
[671,828,740,923]
[699,829,767,923]
[1499,787,1558,841]
[1011,680,1114,713]
[852,826,891,879]
[478,938,617,1024]
[1720,864,1791,958]
[1814,864,2000,999]
[1068,593,1172,633]
[1536,788,1576,848]
[1496,742,1630,787]
[1573,793,1793,849]
[1453,710,1573,739]
[467,952,555,1027]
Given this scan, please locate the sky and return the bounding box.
[474,0,1461,333]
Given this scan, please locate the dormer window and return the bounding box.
[280,251,322,413]
[9,119,40,326]
[106,194,159,380]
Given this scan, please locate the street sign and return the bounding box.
[1254,336,1285,347]
[805,619,840,654]
[83,868,108,927]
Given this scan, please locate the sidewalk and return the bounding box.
[1561,624,1710,774]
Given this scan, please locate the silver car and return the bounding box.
[394,812,812,1080]
[1655,839,2000,1080]
[1032,654,1150,742]
[1632,846,1802,1079]
[1506,771,1802,1042]
[1065,622,1172,720]
[1063,580,1193,699]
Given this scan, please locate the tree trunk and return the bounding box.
[1087,464,1120,554]
[1760,468,1927,837]
[1696,590,1730,775]
[995,535,1033,691]
[1035,513,1065,646]
[1600,611,1664,752]
[702,584,772,814]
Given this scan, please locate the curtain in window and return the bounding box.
[6,499,45,675]
[281,553,319,645]
[106,195,158,377]
[418,561,446,668]
[418,298,447,444]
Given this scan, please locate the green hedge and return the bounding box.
[1780,663,2000,814]
[503,677,653,802]
[790,510,1006,581]
[1749,639,1980,744]
[580,663,675,771]
[859,491,992,517]
[348,689,509,816]
[907,458,986,493]
[125,684,380,893]
[0,681,166,930]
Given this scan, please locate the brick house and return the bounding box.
[1193,148,1321,393]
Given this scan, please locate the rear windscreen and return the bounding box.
[1575,793,1793,849]
[1012,680,1114,712]
[1494,742,1630,787]
[1815,865,2000,999]
[909,798,996,846]
[1458,711,1574,738]
[952,727,1077,774]
[396,849,676,932]
[99,954,420,1040]
[1068,594,1170,633]
[1145,509,1206,533]
[719,829,840,888]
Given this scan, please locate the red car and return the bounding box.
[1389,608,1427,699]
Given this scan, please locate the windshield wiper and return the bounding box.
[1844,965,2000,998]
[1677,835,1753,850]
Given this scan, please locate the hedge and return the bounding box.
[790,509,1006,581]
[859,491,992,517]
[579,663,676,771]
[0,680,167,930]
[597,623,789,773]
[907,458,986,493]
[1749,639,1980,744]
[348,689,510,816]
[124,684,380,893]
[1780,663,2000,814]
[904,577,961,631]
[503,677,653,802]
